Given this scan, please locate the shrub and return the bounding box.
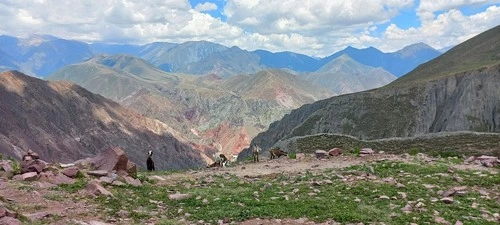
[351,147,361,156]
[408,147,420,156]
[9,158,21,175]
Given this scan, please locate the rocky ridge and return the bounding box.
[0,71,206,170]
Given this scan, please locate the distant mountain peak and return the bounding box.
[20,34,58,46]
[334,54,353,60]
[399,42,436,52]
[317,54,361,73]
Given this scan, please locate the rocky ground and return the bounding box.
[0,149,499,225]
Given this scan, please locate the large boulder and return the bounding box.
[91,147,137,177]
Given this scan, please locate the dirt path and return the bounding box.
[156,154,400,183]
[155,153,498,185]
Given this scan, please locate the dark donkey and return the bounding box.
[269,147,288,159]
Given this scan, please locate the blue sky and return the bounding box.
[0,0,498,56]
[188,0,227,21]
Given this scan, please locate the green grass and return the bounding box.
[71,161,500,224]
[54,178,88,193]
[291,133,500,157]
[9,157,21,174]
[387,25,500,87]
[408,147,420,156]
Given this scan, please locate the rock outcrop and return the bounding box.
[2,149,143,198]
[90,147,137,177]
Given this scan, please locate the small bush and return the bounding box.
[10,159,21,175]
[351,147,361,156]
[408,147,420,156]
[136,174,156,184]
[288,152,297,159]
[74,171,85,179]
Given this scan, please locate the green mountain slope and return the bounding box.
[389,25,500,86]
[238,25,500,160]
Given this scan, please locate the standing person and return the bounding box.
[252,145,261,162]
[147,150,155,172]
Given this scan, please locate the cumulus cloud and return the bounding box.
[224,0,414,35]
[378,4,500,51]
[417,0,499,21]
[418,0,499,12]
[0,0,498,56]
[194,2,218,12]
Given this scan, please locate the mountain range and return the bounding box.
[48,54,335,156]
[304,55,397,94]
[0,34,440,78]
[238,25,500,159]
[0,31,462,166]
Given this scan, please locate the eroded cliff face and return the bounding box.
[238,65,500,159]
[0,71,206,170]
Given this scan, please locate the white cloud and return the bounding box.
[224,0,414,35]
[418,0,499,12]
[194,2,218,12]
[417,0,499,21]
[0,0,497,57]
[379,5,500,51]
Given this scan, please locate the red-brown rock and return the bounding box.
[123,176,142,187]
[0,207,17,218]
[86,181,113,197]
[0,216,21,225]
[21,160,46,174]
[26,150,40,160]
[328,148,343,156]
[0,161,13,173]
[62,166,80,178]
[91,147,137,176]
[21,172,38,181]
[50,174,75,185]
[126,161,137,177]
